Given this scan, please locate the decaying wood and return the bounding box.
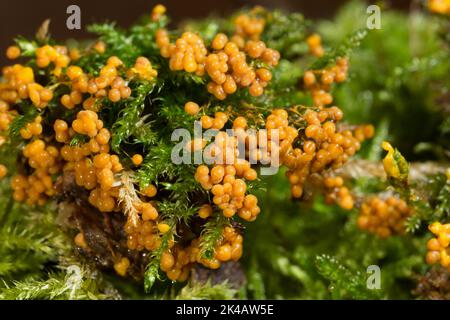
[53,172,247,288]
[192,261,246,290]
[55,172,147,279]
[413,267,450,300]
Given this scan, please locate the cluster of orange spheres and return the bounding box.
[281,107,374,198]
[195,106,368,221]
[1,63,53,108]
[195,225,243,269]
[195,163,260,221]
[193,115,263,220]
[226,113,278,163]
[83,155,121,212]
[69,151,120,212]
[206,34,279,99]
[127,56,158,81]
[200,111,228,130]
[262,109,302,197]
[426,222,450,271]
[323,176,354,210]
[117,224,243,281]
[213,226,243,262]
[71,110,105,138]
[156,29,208,76]
[53,109,124,213]
[124,217,163,252]
[35,44,70,77]
[234,11,265,40]
[0,101,15,132]
[53,119,71,143]
[155,5,279,100]
[24,82,53,109]
[12,139,60,205]
[0,99,13,179]
[19,116,43,139]
[159,225,243,281]
[306,34,324,57]
[303,58,349,107]
[302,109,371,171]
[193,105,370,205]
[62,55,140,110]
[357,196,412,238]
[114,189,166,276]
[159,246,191,282]
[114,222,170,277]
[0,96,7,177]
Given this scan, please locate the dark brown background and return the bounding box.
[0,0,412,65]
